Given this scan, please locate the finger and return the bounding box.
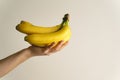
[47,42,56,49]
[53,40,65,51]
[44,42,56,54]
[55,41,69,51]
[62,41,69,47]
[59,41,69,50]
[49,41,69,54]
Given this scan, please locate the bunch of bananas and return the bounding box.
[16,14,71,47]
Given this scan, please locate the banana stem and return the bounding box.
[62,14,69,23]
[56,14,69,31]
[60,13,69,27]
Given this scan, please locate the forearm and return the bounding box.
[0,48,32,78]
[0,41,67,78]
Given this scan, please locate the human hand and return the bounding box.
[27,41,68,56]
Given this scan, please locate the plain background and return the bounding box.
[0,0,120,80]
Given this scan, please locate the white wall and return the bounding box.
[0,0,120,80]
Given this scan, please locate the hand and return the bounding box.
[27,41,68,56]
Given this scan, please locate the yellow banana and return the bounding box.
[16,20,61,34]
[25,14,71,47]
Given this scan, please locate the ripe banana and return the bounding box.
[16,14,71,47]
[16,20,61,34]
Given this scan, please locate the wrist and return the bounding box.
[20,48,34,59]
[26,46,45,56]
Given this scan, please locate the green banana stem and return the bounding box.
[62,14,69,25]
[58,14,69,30]
[63,14,69,22]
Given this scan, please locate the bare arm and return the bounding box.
[0,48,31,78]
[0,41,68,78]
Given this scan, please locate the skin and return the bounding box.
[0,41,68,78]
